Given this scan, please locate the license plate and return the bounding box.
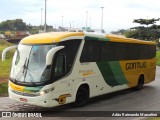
[20,98,27,102]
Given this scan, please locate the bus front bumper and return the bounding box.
[8,87,60,108]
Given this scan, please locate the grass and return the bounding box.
[0,40,14,96]
[0,59,13,78]
[0,83,8,96]
[156,51,160,66]
[0,40,15,78]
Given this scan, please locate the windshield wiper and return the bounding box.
[23,58,28,73]
[15,58,28,81]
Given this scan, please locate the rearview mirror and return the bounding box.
[46,46,65,65]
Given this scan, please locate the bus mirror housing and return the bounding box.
[46,46,65,65]
[2,46,17,61]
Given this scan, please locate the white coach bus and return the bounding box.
[2,32,156,107]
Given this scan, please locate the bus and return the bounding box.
[2,32,156,107]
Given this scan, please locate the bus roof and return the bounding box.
[20,32,155,45]
[20,32,84,44]
[106,35,155,45]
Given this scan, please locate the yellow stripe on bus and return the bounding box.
[9,81,25,92]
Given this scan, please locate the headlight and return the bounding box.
[39,91,45,95]
[38,87,55,96]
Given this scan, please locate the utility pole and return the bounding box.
[73,20,74,28]
[44,0,47,32]
[70,22,71,31]
[86,11,88,31]
[101,7,104,33]
[62,16,63,28]
[41,8,43,30]
[90,17,91,28]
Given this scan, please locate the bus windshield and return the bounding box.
[10,44,55,84]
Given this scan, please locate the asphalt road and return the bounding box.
[0,66,160,120]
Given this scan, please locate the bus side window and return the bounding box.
[54,53,66,77]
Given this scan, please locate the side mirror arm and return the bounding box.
[2,46,17,61]
[46,46,65,65]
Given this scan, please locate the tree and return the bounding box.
[126,18,160,41]
[13,19,27,31]
[0,19,27,31]
[133,18,160,25]
[111,29,129,35]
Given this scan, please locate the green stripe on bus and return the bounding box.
[109,61,128,85]
[24,86,43,93]
[96,61,120,86]
[84,36,110,41]
[98,38,110,41]
[96,61,128,87]
[84,36,99,41]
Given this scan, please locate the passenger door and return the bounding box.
[52,52,68,92]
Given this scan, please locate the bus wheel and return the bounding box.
[72,86,89,107]
[135,75,144,90]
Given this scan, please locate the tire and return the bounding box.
[135,75,144,90]
[72,86,89,107]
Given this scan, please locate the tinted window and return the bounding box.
[54,53,66,77]
[52,39,82,81]
[80,40,99,62]
[80,40,156,62]
[59,39,82,74]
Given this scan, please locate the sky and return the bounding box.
[1,0,160,33]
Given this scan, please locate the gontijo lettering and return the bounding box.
[126,62,146,70]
